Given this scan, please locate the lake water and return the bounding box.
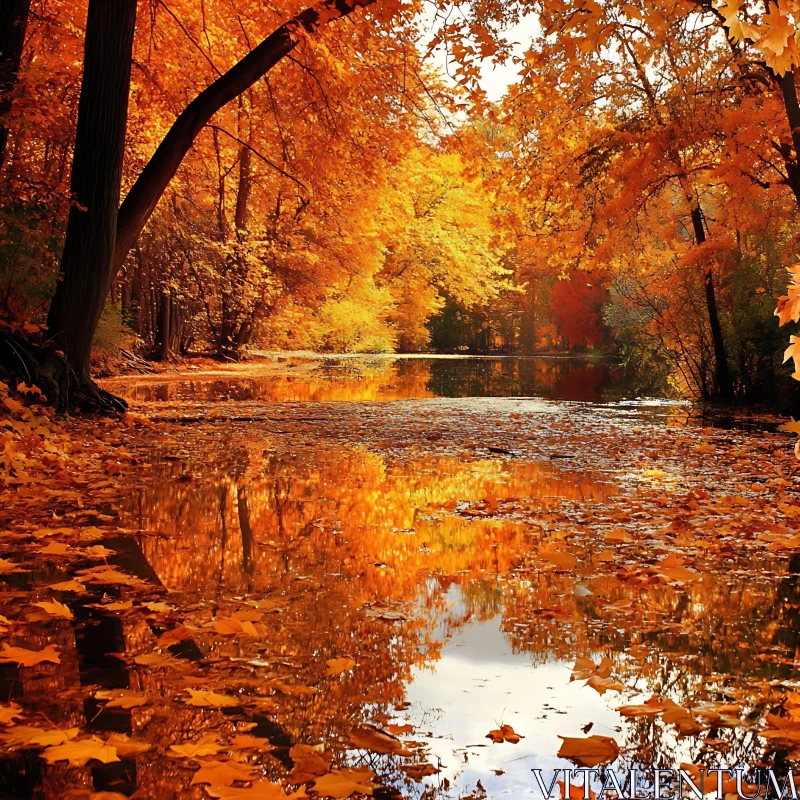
[3,356,795,799]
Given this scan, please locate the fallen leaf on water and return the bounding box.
[604,529,632,543]
[38,542,71,555]
[0,643,60,667]
[95,689,151,709]
[213,616,259,636]
[287,743,332,783]
[486,724,524,744]
[143,601,174,613]
[47,579,86,593]
[402,763,439,781]
[104,600,134,611]
[133,652,173,667]
[158,624,193,646]
[205,782,308,799]
[0,558,23,573]
[79,568,141,586]
[191,759,259,786]
[311,768,377,799]
[231,734,273,750]
[326,657,355,676]
[40,736,119,766]
[557,734,619,767]
[0,702,23,725]
[31,599,73,619]
[185,688,241,708]
[571,656,612,682]
[617,697,704,735]
[1,726,79,747]
[85,545,116,558]
[384,723,413,735]
[539,548,577,569]
[658,565,701,583]
[269,680,317,697]
[349,724,412,756]
[170,733,223,758]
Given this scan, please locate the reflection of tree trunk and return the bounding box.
[0,0,31,170]
[216,486,228,597]
[236,484,257,575]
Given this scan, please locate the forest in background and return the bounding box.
[3,0,800,408]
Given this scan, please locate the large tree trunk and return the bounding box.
[689,203,734,401]
[0,0,30,170]
[776,70,800,207]
[45,0,137,381]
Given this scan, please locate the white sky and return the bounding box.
[424,12,543,102]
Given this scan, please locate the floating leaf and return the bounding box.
[143,601,174,613]
[185,689,241,708]
[205,781,308,799]
[95,689,151,709]
[1,726,79,747]
[40,736,119,766]
[539,549,577,569]
[288,743,332,783]
[326,657,355,676]
[557,735,619,767]
[0,643,60,667]
[311,768,377,799]
[0,702,23,725]
[47,579,86,593]
[485,724,524,744]
[31,599,73,619]
[213,616,258,636]
[349,724,412,756]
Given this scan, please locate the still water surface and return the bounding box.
[93,356,800,797]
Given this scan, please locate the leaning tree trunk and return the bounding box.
[0,0,30,170]
[45,0,137,387]
[110,0,375,278]
[688,202,734,401]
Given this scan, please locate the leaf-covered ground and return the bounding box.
[2,359,800,799]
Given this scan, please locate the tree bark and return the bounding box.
[45,0,137,380]
[111,0,375,277]
[689,203,734,400]
[234,146,252,233]
[0,0,30,170]
[776,70,800,207]
[155,288,171,361]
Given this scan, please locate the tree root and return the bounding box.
[0,327,127,414]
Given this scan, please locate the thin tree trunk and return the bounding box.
[45,0,137,380]
[111,0,375,277]
[156,288,171,361]
[689,203,734,400]
[234,146,252,233]
[0,0,30,169]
